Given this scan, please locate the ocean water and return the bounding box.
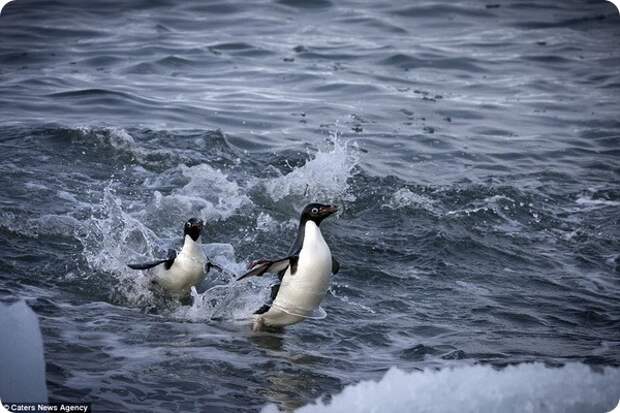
[1,0,619,412]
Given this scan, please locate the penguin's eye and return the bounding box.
[311,207,318,214]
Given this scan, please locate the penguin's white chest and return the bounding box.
[154,240,206,294]
[271,221,332,318]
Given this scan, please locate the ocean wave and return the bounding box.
[382,188,438,214]
[575,196,620,208]
[263,363,620,413]
[74,126,138,152]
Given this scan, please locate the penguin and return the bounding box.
[127,217,224,298]
[237,203,340,330]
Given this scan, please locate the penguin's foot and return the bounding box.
[251,316,287,333]
[252,316,265,332]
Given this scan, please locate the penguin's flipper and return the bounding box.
[127,249,177,271]
[127,259,167,270]
[206,261,223,273]
[205,260,237,278]
[237,256,297,281]
[331,257,340,274]
[164,249,177,270]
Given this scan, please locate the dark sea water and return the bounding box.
[1,0,620,412]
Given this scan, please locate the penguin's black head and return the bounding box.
[300,203,338,226]
[183,217,204,241]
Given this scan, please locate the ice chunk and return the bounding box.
[263,363,620,413]
[0,300,48,403]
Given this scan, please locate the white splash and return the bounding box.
[256,212,297,233]
[264,138,359,203]
[173,279,269,323]
[148,163,251,222]
[78,186,160,306]
[263,363,620,413]
[82,186,159,275]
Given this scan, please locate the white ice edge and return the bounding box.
[262,362,620,413]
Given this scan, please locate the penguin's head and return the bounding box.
[183,217,204,241]
[301,203,338,226]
